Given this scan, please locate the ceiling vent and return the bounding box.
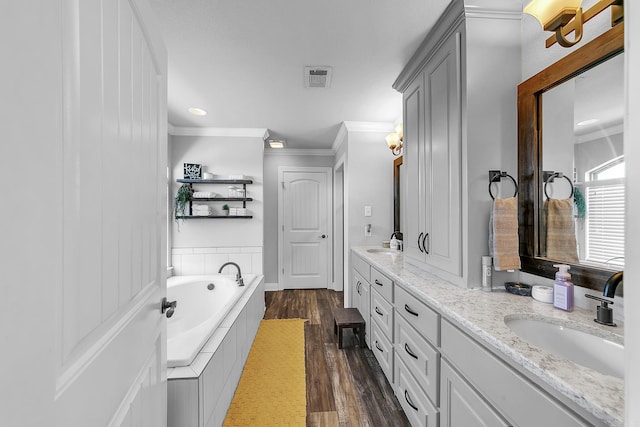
[304,66,332,88]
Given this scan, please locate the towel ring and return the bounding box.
[543,171,574,199]
[488,170,518,200]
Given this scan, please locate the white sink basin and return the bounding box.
[504,315,624,379]
[366,248,399,254]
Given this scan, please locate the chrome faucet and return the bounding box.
[390,231,403,251]
[585,271,623,327]
[218,261,244,286]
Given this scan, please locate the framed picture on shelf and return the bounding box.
[183,163,202,179]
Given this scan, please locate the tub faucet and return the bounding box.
[218,262,244,286]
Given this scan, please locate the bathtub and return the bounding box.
[167,274,257,368]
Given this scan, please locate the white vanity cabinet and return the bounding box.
[393,286,441,427]
[352,270,371,347]
[441,319,593,427]
[394,0,522,287]
[351,253,372,346]
[402,25,462,277]
[370,266,395,383]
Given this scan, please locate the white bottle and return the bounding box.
[481,256,492,292]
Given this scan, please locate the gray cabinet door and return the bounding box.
[440,360,510,427]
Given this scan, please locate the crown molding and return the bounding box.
[464,0,522,20]
[342,121,394,133]
[169,126,268,138]
[331,122,349,153]
[264,148,335,157]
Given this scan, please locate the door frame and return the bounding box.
[278,166,333,290]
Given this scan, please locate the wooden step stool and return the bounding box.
[333,307,366,349]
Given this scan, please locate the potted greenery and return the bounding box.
[222,204,230,216]
[174,184,193,221]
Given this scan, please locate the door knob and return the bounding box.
[161,297,177,318]
[319,234,327,238]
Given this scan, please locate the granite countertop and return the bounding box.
[353,247,624,427]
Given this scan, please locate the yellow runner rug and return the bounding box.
[224,319,307,426]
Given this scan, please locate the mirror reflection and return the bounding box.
[541,53,624,269]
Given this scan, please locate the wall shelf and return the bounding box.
[176,177,254,219]
[177,178,253,185]
[175,215,253,219]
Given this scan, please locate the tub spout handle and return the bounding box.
[161,297,177,318]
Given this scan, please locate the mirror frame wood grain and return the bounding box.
[517,23,624,294]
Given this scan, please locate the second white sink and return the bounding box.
[504,315,624,379]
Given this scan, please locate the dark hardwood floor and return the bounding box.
[264,289,411,427]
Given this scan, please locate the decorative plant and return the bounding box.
[222,204,230,216]
[174,184,194,221]
[573,187,586,219]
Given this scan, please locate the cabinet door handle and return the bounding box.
[417,232,424,253]
[374,279,384,287]
[422,233,429,254]
[405,343,418,359]
[357,281,361,295]
[375,341,384,352]
[404,304,419,317]
[375,307,383,316]
[404,390,419,411]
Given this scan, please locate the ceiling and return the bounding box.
[148,0,452,149]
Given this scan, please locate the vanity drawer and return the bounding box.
[395,356,439,427]
[441,319,590,427]
[371,288,394,341]
[352,253,370,282]
[395,286,440,346]
[372,321,394,383]
[395,313,440,406]
[371,266,393,302]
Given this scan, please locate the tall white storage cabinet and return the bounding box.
[394,0,521,288]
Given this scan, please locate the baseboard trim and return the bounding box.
[264,282,280,292]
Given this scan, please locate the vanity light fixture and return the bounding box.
[188,107,208,116]
[386,123,403,156]
[524,0,623,48]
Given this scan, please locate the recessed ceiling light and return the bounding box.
[188,107,207,116]
[268,140,285,148]
[577,118,599,126]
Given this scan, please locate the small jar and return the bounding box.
[237,188,246,198]
[227,186,237,197]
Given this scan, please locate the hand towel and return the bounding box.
[489,197,521,271]
[544,198,579,263]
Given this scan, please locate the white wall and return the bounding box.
[262,151,335,285]
[169,134,264,275]
[625,1,639,423]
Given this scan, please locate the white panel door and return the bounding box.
[280,169,331,289]
[2,1,167,426]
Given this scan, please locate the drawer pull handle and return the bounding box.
[375,307,383,316]
[404,304,419,317]
[374,279,384,286]
[405,343,418,359]
[375,341,384,352]
[404,390,419,411]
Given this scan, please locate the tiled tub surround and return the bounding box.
[171,246,263,276]
[167,275,265,427]
[352,247,624,427]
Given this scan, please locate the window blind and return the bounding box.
[585,183,625,265]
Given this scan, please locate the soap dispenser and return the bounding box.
[553,264,574,312]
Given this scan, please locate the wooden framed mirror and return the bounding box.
[393,156,402,234]
[518,23,624,293]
